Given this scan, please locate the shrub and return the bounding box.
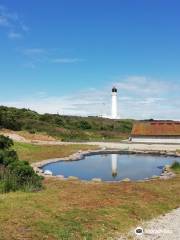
[0,167,43,193]
[0,135,43,193]
[0,149,18,165]
[0,135,13,149]
[8,161,35,183]
[171,161,180,171]
[0,168,18,193]
[77,121,92,130]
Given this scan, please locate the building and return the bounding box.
[131,121,180,144]
[111,87,118,119]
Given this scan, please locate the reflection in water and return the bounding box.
[42,154,180,181]
[111,154,118,177]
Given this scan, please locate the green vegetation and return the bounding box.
[171,161,180,172]
[0,137,180,239]
[0,176,180,239]
[0,106,133,141]
[0,135,42,193]
[13,142,98,163]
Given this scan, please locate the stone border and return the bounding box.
[31,149,180,182]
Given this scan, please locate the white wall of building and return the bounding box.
[131,137,180,144]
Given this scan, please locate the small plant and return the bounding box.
[171,161,180,171]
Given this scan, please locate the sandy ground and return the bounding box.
[1,131,180,152]
[117,208,180,240]
[82,141,180,152]
[30,141,180,153]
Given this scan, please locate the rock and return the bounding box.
[144,178,149,180]
[57,175,64,179]
[151,175,159,179]
[44,170,53,176]
[91,178,102,182]
[68,176,79,180]
[122,178,131,182]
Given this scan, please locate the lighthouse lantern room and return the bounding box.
[111,87,118,119]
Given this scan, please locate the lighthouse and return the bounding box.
[111,154,118,177]
[111,87,118,119]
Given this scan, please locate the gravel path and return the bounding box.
[1,131,180,152]
[118,208,180,240]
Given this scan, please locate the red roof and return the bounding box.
[131,121,180,136]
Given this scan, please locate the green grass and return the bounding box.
[0,141,179,239]
[171,161,180,173]
[0,176,180,240]
[13,142,98,163]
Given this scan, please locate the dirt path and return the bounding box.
[118,208,180,240]
[1,131,180,152]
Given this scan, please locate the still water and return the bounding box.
[42,154,180,181]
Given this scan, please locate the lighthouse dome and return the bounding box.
[112,87,117,92]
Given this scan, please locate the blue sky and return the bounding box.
[0,0,180,119]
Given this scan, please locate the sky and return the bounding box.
[0,0,180,119]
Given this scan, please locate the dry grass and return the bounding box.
[13,142,98,163]
[0,128,56,141]
[18,131,56,141]
[0,176,180,240]
[1,141,179,239]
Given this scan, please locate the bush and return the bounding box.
[77,121,92,130]
[171,161,180,171]
[0,135,43,193]
[0,110,21,131]
[0,149,18,166]
[0,167,43,193]
[0,135,13,149]
[8,161,35,183]
[0,168,18,193]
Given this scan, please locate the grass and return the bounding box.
[0,106,133,141]
[171,161,180,173]
[0,142,179,239]
[0,176,180,240]
[13,142,98,163]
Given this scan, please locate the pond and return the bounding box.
[42,153,180,181]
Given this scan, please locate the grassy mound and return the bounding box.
[0,106,133,141]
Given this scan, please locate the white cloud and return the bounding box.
[8,31,22,39]
[21,23,29,32]
[22,62,36,69]
[20,48,85,67]
[1,76,180,120]
[0,15,9,26]
[52,58,85,64]
[22,48,46,56]
[0,5,28,39]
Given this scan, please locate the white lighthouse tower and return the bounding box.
[111,87,118,119]
[111,154,118,177]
